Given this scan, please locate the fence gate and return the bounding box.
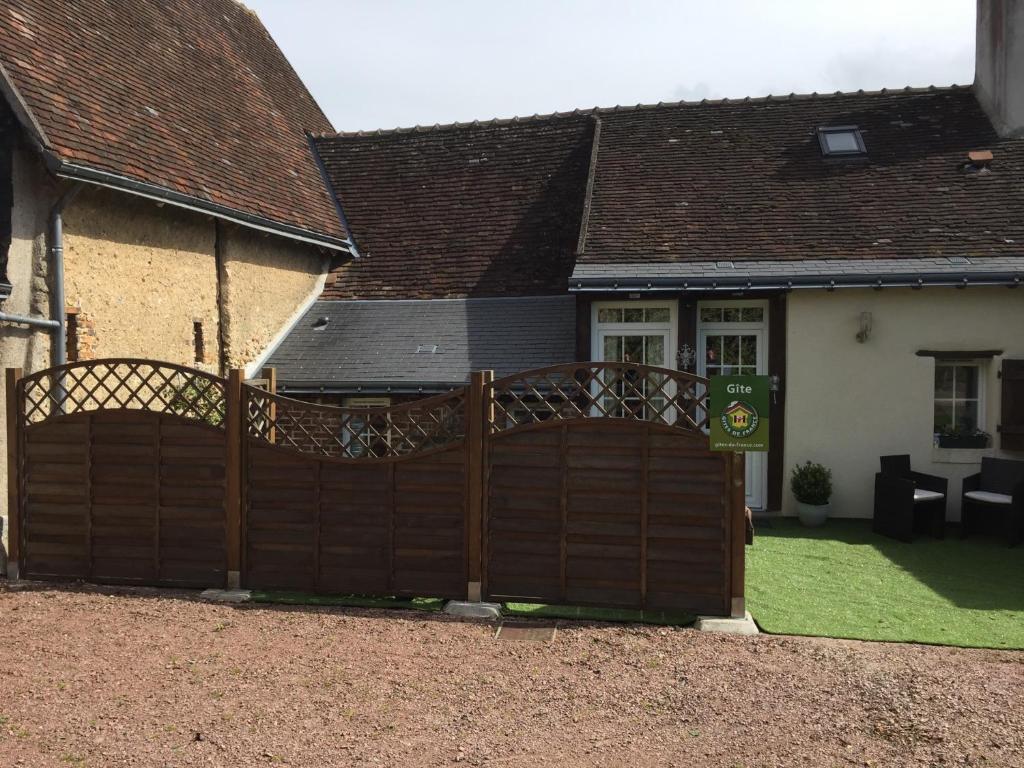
[10,360,229,587]
[482,363,743,616]
[240,387,469,598]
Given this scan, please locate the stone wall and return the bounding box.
[62,188,221,371]
[218,223,326,372]
[0,175,330,564]
[0,145,57,561]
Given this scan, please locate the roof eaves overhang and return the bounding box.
[277,380,464,396]
[0,60,50,156]
[569,271,1024,292]
[0,56,357,256]
[54,162,357,254]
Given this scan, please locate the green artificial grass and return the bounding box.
[503,602,695,627]
[248,591,445,612]
[747,519,1024,649]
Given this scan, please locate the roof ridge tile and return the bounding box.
[317,84,970,139]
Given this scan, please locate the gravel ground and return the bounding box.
[1,584,1022,767]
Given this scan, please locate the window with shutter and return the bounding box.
[999,359,1024,450]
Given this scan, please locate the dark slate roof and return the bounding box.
[0,0,351,249]
[580,87,1024,265]
[314,115,595,299]
[267,296,577,392]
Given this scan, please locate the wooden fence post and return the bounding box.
[466,371,486,602]
[225,369,243,590]
[5,368,21,580]
[730,451,746,618]
[260,366,277,443]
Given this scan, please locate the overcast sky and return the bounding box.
[245,0,976,133]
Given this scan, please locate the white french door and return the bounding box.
[698,302,768,511]
[591,301,678,422]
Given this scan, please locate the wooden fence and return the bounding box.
[6,358,746,617]
[8,360,230,587]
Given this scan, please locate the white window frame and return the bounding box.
[933,360,985,436]
[342,396,392,458]
[696,299,769,511]
[591,300,678,368]
[697,299,769,331]
[590,300,679,423]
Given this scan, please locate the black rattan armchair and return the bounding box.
[961,457,1024,547]
[873,455,947,543]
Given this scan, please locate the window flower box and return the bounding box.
[936,432,989,449]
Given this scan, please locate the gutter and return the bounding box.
[569,272,1024,292]
[53,162,357,255]
[277,381,462,396]
[306,132,361,258]
[0,65,356,256]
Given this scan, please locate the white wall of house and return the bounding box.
[784,286,1024,520]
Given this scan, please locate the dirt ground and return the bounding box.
[1,584,1022,768]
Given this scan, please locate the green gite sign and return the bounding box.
[709,375,770,452]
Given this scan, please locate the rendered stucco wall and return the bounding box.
[0,178,329,566]
[0,146,57,558]
[62,189,221,371]
[218,223,326,371]
[784,287,1024,520]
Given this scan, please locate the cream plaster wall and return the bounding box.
[0,176,330,565]
[62,189,221,370]
[218,223,326,371]
[784,287,1024,520]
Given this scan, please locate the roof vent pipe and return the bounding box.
[963,149,994,172]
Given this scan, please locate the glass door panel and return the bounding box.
[704,333,759,377]
[599,332,671,421]
[698,318,767,510]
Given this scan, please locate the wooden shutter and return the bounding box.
[999,359,1024,450]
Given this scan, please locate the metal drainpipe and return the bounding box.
[49,184,82,367]
[0,186,82,355]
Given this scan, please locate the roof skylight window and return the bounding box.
[817,126,866,157]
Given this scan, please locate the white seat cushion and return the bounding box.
[964,490,1013,505]
[913,488,945,502]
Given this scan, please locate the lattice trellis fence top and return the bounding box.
[487,362,710,433]
[243,386,467,459]
[20,359,227,427]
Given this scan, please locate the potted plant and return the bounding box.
[791,461,832,527]
[936,426,990,449]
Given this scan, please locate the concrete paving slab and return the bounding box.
[694,611,759,636]
[199,589,251,604]
[443,601,502,620]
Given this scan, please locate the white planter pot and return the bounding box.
[796,501,830,527]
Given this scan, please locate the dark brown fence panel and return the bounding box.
[17,360,228,588]
[22,410,228,586]
[486,425,564,602]
[242,387,468,598]
[484,362,735,616]
[644,432,730,614]
[21,414,90,579]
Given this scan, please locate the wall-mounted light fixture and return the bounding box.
[856,311,873,343]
